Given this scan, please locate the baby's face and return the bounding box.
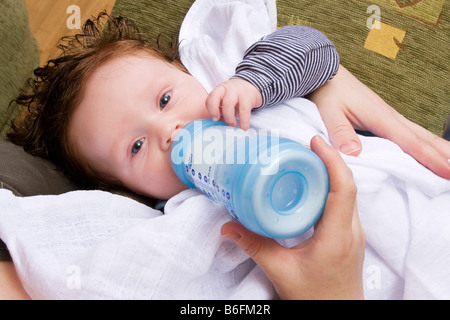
[70,53,210,199]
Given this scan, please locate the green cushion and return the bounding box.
[277,0,449,136]
[0,0,40,138]
[111,0,195,45]
[0,0,41,261]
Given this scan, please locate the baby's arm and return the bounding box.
[206,25,340,130]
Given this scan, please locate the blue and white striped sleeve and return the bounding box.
[232,25,340,109]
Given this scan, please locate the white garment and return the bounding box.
[0,0,449,300]
[178,0,277,93]
[178,0,450,299]
[0,189,274,299]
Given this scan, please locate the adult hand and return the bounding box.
[309,65,450,179]
[221,135,366,300]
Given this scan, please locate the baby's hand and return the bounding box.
[206,78,263,130]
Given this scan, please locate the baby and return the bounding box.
[8,14,339,201]
[4,13,450,300]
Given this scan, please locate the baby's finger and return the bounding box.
[239,109,252,131]
[220,90,238,127]
[205,85,225,121]
[238,97,253,131]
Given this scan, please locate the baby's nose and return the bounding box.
[171,126,183,142]
[160,122,184,151]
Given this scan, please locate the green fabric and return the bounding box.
[0,0,40,261]
[277,0,449,136]
[112,0,195,45]
[0,0,40,138]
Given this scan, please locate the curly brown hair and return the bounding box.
[7,12,187,192]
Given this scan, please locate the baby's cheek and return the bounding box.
[135,168,188,199]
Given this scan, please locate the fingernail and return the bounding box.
[340,141,360,155]
[222,233,241,241]
[212,117,219,121]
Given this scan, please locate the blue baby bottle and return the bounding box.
[170,119,329,239]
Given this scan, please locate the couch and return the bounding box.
[1,0,449,260]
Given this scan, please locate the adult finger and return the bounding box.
[318,105,362,156]
[370,111,450,179]
[399,117,450,158]
[393,113,450,178]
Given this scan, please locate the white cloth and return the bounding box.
[0,0,449,300]
[178,0,277,93]
[0,189,273,299]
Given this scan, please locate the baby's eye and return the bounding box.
[159,92,171,109]
[131,138,145,156]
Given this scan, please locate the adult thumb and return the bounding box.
[320,109,362,156]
